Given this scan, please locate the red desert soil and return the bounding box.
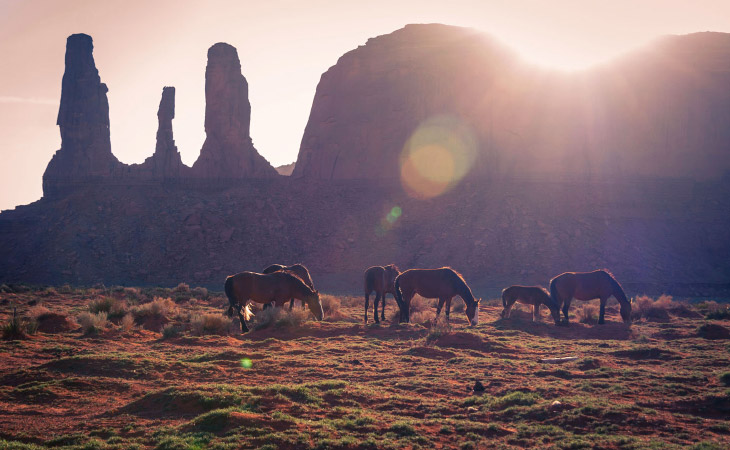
[0,287,728,449]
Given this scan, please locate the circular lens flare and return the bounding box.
[240,358,253,369]
[400,115,478,199]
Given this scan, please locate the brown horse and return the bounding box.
[262,263,315,310]
[501,285,561,324]
[394,267,480,326]
[363,264,400,323]
[224,271,324,332]
[549,270,631,325]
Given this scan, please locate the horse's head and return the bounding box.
[466,298,480,326]
[305,290,324,321]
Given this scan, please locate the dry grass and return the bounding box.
[253,307,309,331]
[120,313,135,332]
[579,304,599,324]
[88,297,128,320]
[77,311,108,334]
[133,297,178,321]
[632,295,672,322]
[321,294,345,320]
[190,313,230,336]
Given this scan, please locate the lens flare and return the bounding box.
[400,115,478,199]
[376,205,403,236]
[240,358,253,369]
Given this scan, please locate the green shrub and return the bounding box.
[719,372,730,387]
[190,313,230,336]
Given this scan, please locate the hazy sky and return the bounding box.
[1,0,730,210]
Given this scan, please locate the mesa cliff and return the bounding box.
[294,24,730,181]
[3,25,730,295]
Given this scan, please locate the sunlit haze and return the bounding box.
[1,0,730,210]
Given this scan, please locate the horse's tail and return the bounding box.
[394,276,406,321]
[242,304,254,321]
[224,276,237,317]
[549,277,560,308]
[501,288,508,309]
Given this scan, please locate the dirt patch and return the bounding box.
[36,313,77,333]
[432,331,511,353]
[405,346,457,360]
[697,323,730,340]
[611,347,676,360]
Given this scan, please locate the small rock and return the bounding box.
[467,406,479,413]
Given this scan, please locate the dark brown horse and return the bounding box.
[224,271,324,332]
[363,264,400,323]
[262,263,315,310]
[394,267,480,326]
[549,270,631,324]
[501,285,561,324]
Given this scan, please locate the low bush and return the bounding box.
[632,295,671,321]
[88,297,128,320]
[133,297,177,321]
[253,307,308,331]
[161,323,181,339]
[2,313,35,340]
[120,313,135,332]
[579,304,598,324]
[190,313,230,336]
[77,311,108,334]
[320,294,344,320]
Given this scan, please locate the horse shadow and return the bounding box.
[492,317,634,341]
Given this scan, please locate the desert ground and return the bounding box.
[1,285,729,450]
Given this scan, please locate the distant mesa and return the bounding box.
[294,23,730,182]
[43,35,277,196]
[275,162,296,176]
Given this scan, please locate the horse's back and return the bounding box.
[552,270,618,299]
[503,285,550,304]
[288,264,315,289]
[397,267,462,298]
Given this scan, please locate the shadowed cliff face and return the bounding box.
[191,43,278,179]
[293,24,730,184]
[43,33,120,188]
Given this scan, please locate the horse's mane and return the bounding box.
[440,267,476,303]
[386,264,400,272]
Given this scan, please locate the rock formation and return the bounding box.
[191,43,278,179]
[43,33,120,194]
[137,86,188,178]
[293,24,730,181]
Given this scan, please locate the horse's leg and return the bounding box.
[289,298,295,311]
[364,292,370,324]
[562,297,572,324]
[435,297,445,320]
[381,294,387,321]
[445,297,452,322]
[598,297,607,324]
[374,292,381,323]
[533,303,540,322]
[403,293,414,323]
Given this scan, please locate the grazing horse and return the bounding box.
[363,264,400,323]
[501,285,561,324]
[549,270,631,325]
[394,267,480,326]
[224,271,324,333]
[262,263,315,310]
